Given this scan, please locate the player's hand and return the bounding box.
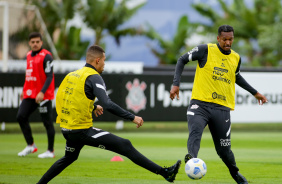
[20,93,24,101]
[170,86,180,100]
[133,116,143,128]
[254,92,268,105]
[94,105,103,117]
[35,92,44,104]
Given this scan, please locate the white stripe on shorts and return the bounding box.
[92,132,109,139]
[39,100,49,106]
[226,126,231,137]
[187,111,195,115]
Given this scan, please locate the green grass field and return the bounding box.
[0,122,282,184]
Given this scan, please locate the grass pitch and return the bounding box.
[0,123,282,184]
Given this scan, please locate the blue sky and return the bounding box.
[73,0,248,66]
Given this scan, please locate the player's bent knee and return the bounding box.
[120,139,133,152]
[216,148,232,159]
[17,114,27,124]
[65,154,79,163]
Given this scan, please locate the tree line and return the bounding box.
[11,0,282,66]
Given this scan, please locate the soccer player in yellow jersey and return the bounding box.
[37,45,181,184]
[170,25,268,184]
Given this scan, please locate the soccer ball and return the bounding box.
[185,158,207,180]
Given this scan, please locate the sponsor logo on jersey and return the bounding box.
[29,60,33,67]
[61,109,70,115]
[125,78,147,113]
[213,67,228,75]
[25,76,37,82]
[212,92,226,101]
[212,75,231,84]
[39,52,46,56]
[26,89,32,96]
[65,87,73,95]
[60,118,68,123]
[212,67,231,84]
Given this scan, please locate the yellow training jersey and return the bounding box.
[191,43,240,110]
[56,67,99,129]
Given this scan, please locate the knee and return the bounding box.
[216,149,225,158]
[65,153,79,163]
[59,155,78,166]
[17,113,26,124]
[43,122,55,132]
[69,155,79,162]
[216,148,232,160]
[120,139,133,152]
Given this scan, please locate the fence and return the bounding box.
[1,72,282,123]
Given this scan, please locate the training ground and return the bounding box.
[0,122,282,184]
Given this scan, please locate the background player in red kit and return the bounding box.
[17,32,55,158]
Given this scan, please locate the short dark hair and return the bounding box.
[218,25,234,36]
[86,45,105,63]
[28,32,42,40]
[88,45,105,53]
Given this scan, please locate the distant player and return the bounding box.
[170,25,268,184]
[17,32,55,158]
[37,45,181,183]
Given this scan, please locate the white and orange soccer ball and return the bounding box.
[185,158,207,180]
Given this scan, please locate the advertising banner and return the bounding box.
[0,72,282,123]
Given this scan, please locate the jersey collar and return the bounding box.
[31,48,43,57]
[216,43,231,55]
[85,63,98,72]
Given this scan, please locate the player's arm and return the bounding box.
[86,75,142,128]
[41,54,54,93]
[170,44,208,100]
[36,54,54,103]
[235,57,268,105]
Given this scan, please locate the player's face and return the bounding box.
[97,53,106,74]
[217,32,234,51]
[29,37,43,52]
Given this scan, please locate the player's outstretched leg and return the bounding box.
[161,160,181,183]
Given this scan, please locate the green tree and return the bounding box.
[55,26,89,60]
[143,15,195,64]
[79,0,145,48]
[26,0,77,38]
[192,0,282,66]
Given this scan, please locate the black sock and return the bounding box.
[159,167,167,177]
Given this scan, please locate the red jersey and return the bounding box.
[23,49,55,100]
